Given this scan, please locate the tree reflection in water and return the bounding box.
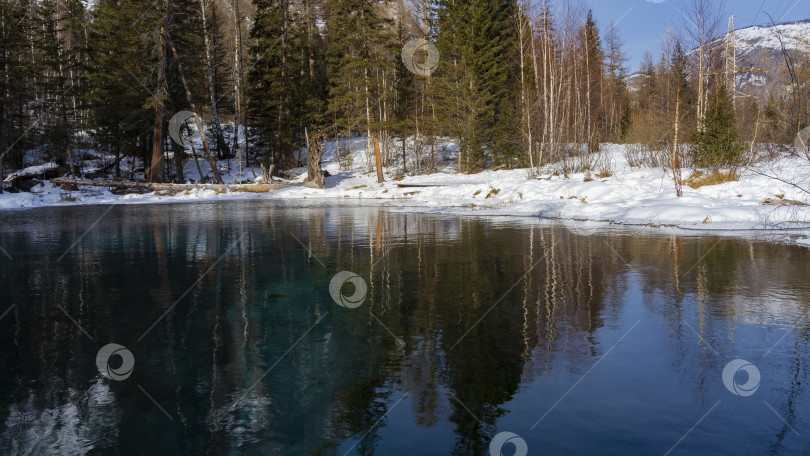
[0,201,808,455]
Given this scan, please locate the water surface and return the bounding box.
[0,201,809,455]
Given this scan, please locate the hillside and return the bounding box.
[627,20,810,95]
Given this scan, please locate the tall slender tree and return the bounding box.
[431,0,519,173]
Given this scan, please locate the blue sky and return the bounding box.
[581,0,809,71]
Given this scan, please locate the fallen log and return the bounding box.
[395,183,446,188]
[4,163,62,186]
[51,178,287,193]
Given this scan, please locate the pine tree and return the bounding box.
[692,85,744,168]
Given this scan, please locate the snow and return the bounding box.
[2,140,810,246]
[733,22,810,53]
[2,162,58,183]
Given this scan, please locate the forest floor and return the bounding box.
[2,138,810,246]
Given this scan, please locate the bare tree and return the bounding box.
[682,0,727,132]
[515,0,535,167]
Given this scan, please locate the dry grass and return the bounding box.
[685,170,739,189]
[761,197,808,207]
[485,188,500,199]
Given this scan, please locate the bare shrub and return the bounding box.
[624,144,664,168]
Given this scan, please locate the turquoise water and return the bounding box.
[0,201,809,455]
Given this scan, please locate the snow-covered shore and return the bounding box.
[2,142,810,245]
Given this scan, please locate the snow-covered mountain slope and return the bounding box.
[725,20,810,93]
[628,20,810,95]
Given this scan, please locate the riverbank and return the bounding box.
[2,142,810,244]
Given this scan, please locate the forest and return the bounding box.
[0,0,809,191]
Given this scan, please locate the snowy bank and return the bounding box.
[2,143,810,246]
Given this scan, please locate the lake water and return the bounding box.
[0,201,809,455]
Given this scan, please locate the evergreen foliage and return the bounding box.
[692,86,745,168]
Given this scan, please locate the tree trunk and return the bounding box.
[275,0,289,176]
[231,0,243,160]
[304,128,325,188]
[402,135,407,173]
[305,0,315,92]
[173,142,185,182]
[190,145,204,181]
[1,1,7,194]
[166,31,224,183]
[151,3,170,183]
[51,177,283,192]
[199,0,228,159]
[364,66,372,172]
[672,81,683,197]
[517,2,533,168]
[373,130,384,183]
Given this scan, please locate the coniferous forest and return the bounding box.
[0,0,809,188]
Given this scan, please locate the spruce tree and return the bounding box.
[692,85,744,168]
[86,0,160,177]
[248,0,326,170]
[581,10,602,147]
[670,41,695,119]
[391,18,415,172]
[324,0,395,170]
[431,0,518,173]
[0,0,34,176]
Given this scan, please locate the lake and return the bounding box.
[0,201,808,455]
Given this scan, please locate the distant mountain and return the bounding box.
[627,20,810,96]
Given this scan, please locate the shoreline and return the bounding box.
[2,144,810,246]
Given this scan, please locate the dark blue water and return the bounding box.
[0,201,809,455]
